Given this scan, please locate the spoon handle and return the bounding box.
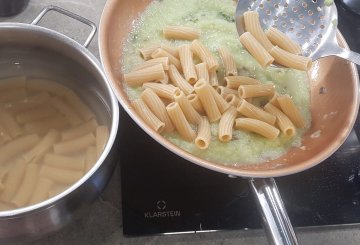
[249,178,299,245]
[332,46,360,66]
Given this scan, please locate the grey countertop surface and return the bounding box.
[2,0,360,244]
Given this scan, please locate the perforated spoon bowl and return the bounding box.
[236,0,360,65]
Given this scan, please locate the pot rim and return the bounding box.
[0,22,120,217]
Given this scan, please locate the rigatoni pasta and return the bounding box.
[168,65,194,95]
[166,102,196,142]
[178,44,197,84]
[239,32,274,68]
[191,40,219,71]
[235,118,280,139]
[195,116,211,149]
[243,11,274,52]
[163,26,200,40]
[218,47,237,76]
[266,27,302,55]
[124,64,166,87]
[0,76,109,211]
[131,99,165,133]
[218,107,237,142]
[270,46,312,71]
[141,88,175,132]
[264,103,296,137]
[277,95,306,128]
[142,82,180,100]
[194,79,221,122]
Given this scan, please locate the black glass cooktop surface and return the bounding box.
[119,0,360,236]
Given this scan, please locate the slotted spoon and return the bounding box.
[236,0,360,65]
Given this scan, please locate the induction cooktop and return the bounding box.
[119,0,360,236]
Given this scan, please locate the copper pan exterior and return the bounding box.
[99,0,359,178]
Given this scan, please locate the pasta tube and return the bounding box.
[142,82,180,100]
[187,94,205,114]
[15,105,57,124]
[151,48,182,71]
[0,159,27,202]
[48,184,68,198]
[277,95,306,128]
[166,102,196,142]
[191,40,219,72]
[53,133,96,155]
[0,123,11,146]
[138,43,160,60]
[218,47,238,76]
[239,32,274,68]
[195,63,209,82]
[237,99,276,125]
[25,116,69,135]
[85,146,97,171]
[28,178,54,205]
[27,79,70,96]
[264,103,296,137]
[209,70,219,87]
[124,64,165,87]
[5,92,51,113]
[168,65,194,95]
[64,90,95,121]
[0,76,26,91]
[23,129,60,163]
[194,79,221,122]
[216,86,238,99]
[61,118,98,141]
[96,126,109,157]
[270,46,312,71]
[195,116,211,149]
[238,84,274,98]
[133,57,170,71]
[0,108,22,138]
[243,11,274,51]
[50,97,83,126]
[269,92,281,109]
[209,85,231,114]
[219,107,238,142]
[40,165,83,185]
[0,134,40,164]
[174,90,201,124]
[225,94,240,107]
[235,118,280,139]
[163,26,200,40]
[12,164,39,207]
[266,27,302,55]
[225,76,260,89]
[44,153,85,171]
[178,44,198,84]
[141,88,175,132]
[131,99,165,133]
[160,43,179,58]
[0,89,26,103]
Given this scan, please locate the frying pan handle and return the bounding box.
[249,178,299,245]
[31,5,97,48]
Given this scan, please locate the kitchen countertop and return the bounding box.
[2,0,360,244]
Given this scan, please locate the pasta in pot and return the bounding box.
[0,76,110,211]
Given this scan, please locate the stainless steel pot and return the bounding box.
[0,6,119,243]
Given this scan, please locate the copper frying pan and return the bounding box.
[98,0,359,244]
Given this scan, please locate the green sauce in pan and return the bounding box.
[121,0,311,165]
